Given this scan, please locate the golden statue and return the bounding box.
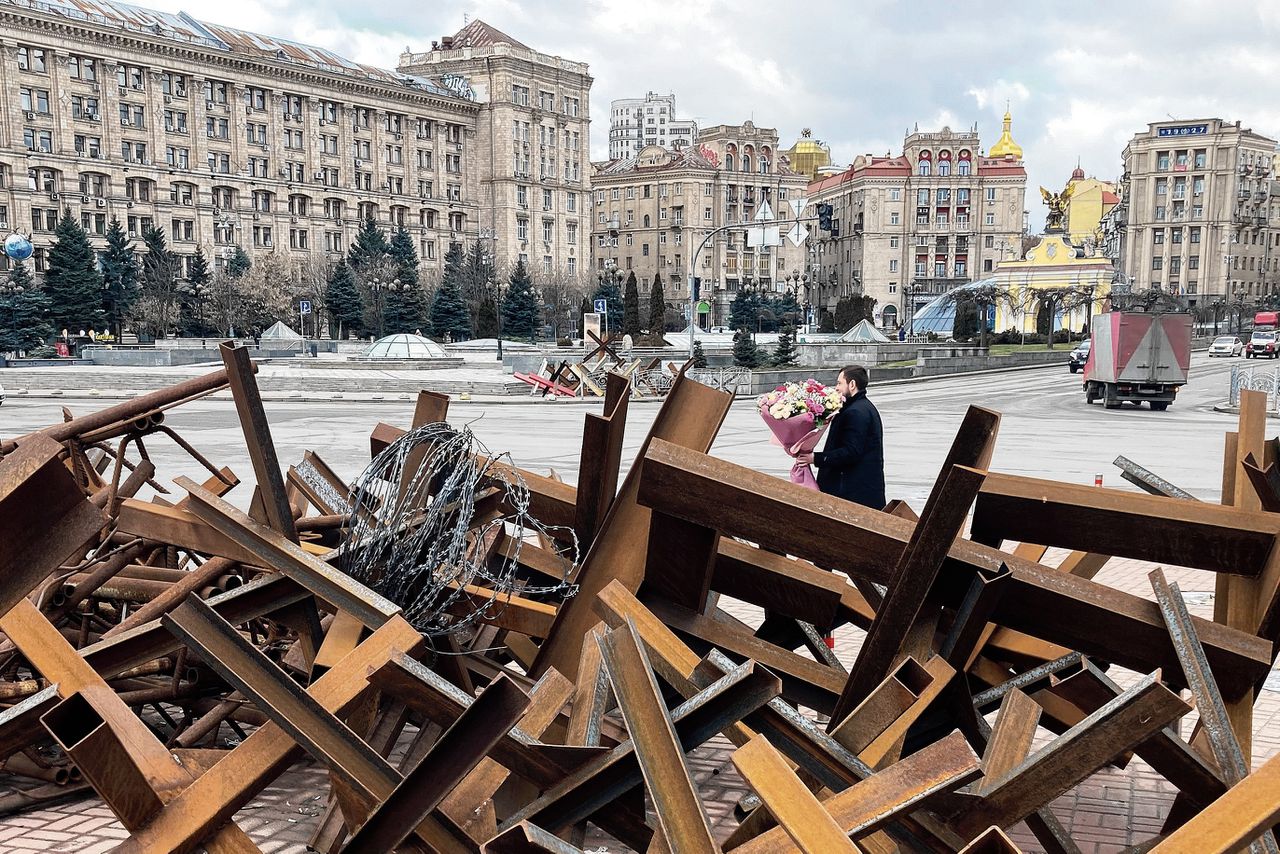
[1040,183,1074,234]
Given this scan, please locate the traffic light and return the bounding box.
[817,203,833,232]
[692,276,701,301]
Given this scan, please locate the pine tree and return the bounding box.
[227,245,251,279]
[623,270,642,338]
[430,244,471,341]
[691,339,708,369]
[100,217,138,341]
[647,273,666,338]
[324,263,363,339]
[348,217,390,273]
[732,328,762,368]
[729,288,759,332]
[477,292,500,339]
[590,274,625,335]
[136,224,180,338]
[177,247,214,336]
[43,207,103,334]
[501,260,541,341]
[0,261,51,354]
[772,321,799,367]
[386,227,427,334]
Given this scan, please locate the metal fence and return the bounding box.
[687,367,750,395]
[1229,364,1280,411]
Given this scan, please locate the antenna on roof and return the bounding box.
[463,13,470,24]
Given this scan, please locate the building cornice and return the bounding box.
[1,9,481,116]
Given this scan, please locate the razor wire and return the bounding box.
[338,422,578,637]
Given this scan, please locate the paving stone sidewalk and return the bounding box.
[0,551,1274,853]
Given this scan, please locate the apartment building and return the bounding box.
[807,120,1027,328]
[608,92,697,160]
[1110,118,1279,304]
[399,20,593,279]
[591,128,809,328]
[0,0,492,281]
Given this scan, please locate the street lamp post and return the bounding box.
[366,266,403,339]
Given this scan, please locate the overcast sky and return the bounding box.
[144,0,1280,229]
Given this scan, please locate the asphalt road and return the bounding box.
[0,352,1252,510]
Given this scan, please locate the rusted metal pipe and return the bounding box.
[65,575,172,605]
[3,753,70,786]
[103,556,239,638]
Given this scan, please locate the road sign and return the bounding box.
[299,299,312,316]
[753,200,775,222]
[594,298,608,314]
[785,222,810,248]
[748,226,781,248]
[789,196,809,219]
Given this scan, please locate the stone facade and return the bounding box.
[608,92,697,161]
[399,20,593,281]
[591,126,809,329]
[807,124,1027,329]
[0,0,500,282]
[1111,118,1278,305]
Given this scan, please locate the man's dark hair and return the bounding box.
[840,365,870,391]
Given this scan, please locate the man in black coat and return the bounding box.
[796,365,885,509]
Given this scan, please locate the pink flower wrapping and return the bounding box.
[760,411,829,490]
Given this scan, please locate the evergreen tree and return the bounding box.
[44,207,103,334]
[430,244,471,341]
[953,296,979,341]
[100,217,139,341]
[818,310,835,333]
[461,242,490,334]
[771,321,799,367]
[227,245,251,279]
[348,217,390,273]
[477,292,500,339]
[590,274,625,335]
[177,247,214,336]
[386,227,427,334]
[324,263,363,339]
[0,261,52,354]
[622,270,642,338]
[136,224,180,338]
[691,339,708,369]
[501,260,541,341]
[729,288,760,332]
[732,327,762,368]
[647,273,666,337]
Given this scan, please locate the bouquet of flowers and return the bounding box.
[757,379,845,490]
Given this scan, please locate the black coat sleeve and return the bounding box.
[814,406,872,471]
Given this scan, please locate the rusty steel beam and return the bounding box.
[635,439,1273,697]
[831,463,987,725]
[498,657,781,841]
[219,343,298,541]
[0,434,108,615]
[162,596,400,808]
[971,469,1277,577]
[598,620,718,853]
[342,675,531,853]
[0,598,260,853]
[941,563,1011,671]
[712,538,846,629]
[573,371,630,548]
[953,671,1191,836]
[0,685,61,762]
[731,734,860,854]
[1150,747,1280,854]
[115,615,424,854]
[484,821,587,853]
[175,475,399,629]
[1241,452,1280,513]
[732,730,981,854]
[959,827,1025,853]
[532,370,733,681]
[115,500,262,565]
[1113,454,1198,500]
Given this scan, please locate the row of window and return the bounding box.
[509,85,581,117]
[514,186,579,212]
[516,218,577,245]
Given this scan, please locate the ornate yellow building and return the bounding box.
[1063,165,1119,246]
[991,232,1114,333]
[782,129,831,181]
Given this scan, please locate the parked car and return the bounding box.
[1208,335,1244,357]
[1067,339,1090,373]
[1247,330,1278,359]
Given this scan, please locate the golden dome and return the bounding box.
[784,129,831,180]
[988,110,1023,159]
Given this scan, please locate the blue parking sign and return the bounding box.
[299,299,312,315]
[594,298,607,314]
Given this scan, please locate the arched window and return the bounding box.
[957,150,972,176]
[918,161,930,176]
[938,161,950,176]
[643,214,651,227]
[288,194,310,216]
[918,151,932,177]
[743,155,752,173]
[725,153,735,171]
[881,305,898,327]
[760,158,770,174]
